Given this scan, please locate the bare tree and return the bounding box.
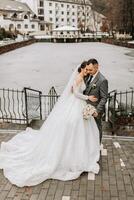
[91,0,134,39]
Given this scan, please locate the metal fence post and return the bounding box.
[112,91,117,134]
[24,87,29,126]
[39,91,42,120]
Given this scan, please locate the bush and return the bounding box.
[0,28,16,40]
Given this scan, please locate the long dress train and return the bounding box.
[0,80,100,187]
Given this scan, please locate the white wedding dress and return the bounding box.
[0,69,100,187]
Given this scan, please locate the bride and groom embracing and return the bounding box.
[0,58,108,187]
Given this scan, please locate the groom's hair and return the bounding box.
[87,58,98,65]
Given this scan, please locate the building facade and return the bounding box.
[18,0,105,34]
[0,0,39,35]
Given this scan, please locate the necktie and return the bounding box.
[87,75,93,85]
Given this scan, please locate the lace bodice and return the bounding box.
[73,80,88,101]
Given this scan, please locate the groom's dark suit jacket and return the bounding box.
[84,72,108,143]
[84,72,108,114]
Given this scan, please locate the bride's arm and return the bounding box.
[73,78,89,100]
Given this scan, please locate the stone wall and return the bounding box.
[102,38,134,48]
[0,39,37,55]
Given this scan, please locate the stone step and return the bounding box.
[0,122,27,130]
[0,129,22,134]
[29,119,45,129]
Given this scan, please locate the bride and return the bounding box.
[0,61,100,187]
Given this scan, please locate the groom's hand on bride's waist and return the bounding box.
[88,95,98,102]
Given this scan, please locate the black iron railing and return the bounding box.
[41,87,60,119]
[0,88,26,123]
[106,89,134,133]
[0,87,134,133]
[0,87,59,125]
[24,87,42,125]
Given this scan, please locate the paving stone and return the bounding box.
[3,182,12,191]
[72,180,80,190]
[29,194,39,200]
[78,197,86,200]
[45,196,55,200]
[88,173,95,181]
[78,184,87,197]
[1,134,134,200]
[38,189,48,200]
[70,190,78,199]
[63,184,72,196]
[62,196,70,200]
[47,183,57,196]
[0,191,9,200]
[13,193,23,200]
[7,186,17,198]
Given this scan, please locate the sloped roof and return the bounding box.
[0,0,33,13]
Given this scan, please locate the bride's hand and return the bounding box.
[88,95,98,102]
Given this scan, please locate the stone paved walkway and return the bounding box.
[0,132,134,200]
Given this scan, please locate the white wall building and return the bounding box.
[18,0,105,34]
[0,0,39,35]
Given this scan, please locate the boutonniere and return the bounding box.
[92,84,97,89]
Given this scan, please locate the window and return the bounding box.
[49,17,53,21]
[12,13,17,18]
[67,5,69,8]
[40,24,44,30]
[24,24,28,29]
[72,5,75,8]
[72,12,75,15]
[9,24,14,30]
[39,0,44,7]
[3,14,7,18]
[24,15,28,19]
[61,11,64,15]
[49,2,52,6]
[61,18,64,21]
[49,10,52,14]
[38,9,44,15]
[67,12,69,15]
[17,24,21,29]
[61,4,64,7]
[56,18,58,21]
[72,19,75,22]
[67,18,69,22]
[33,14,37,19]
[38,16,44,21]
[31,24,35,29]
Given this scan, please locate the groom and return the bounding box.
[84,59,108,143]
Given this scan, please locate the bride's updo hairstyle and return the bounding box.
[78,61,87,73]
